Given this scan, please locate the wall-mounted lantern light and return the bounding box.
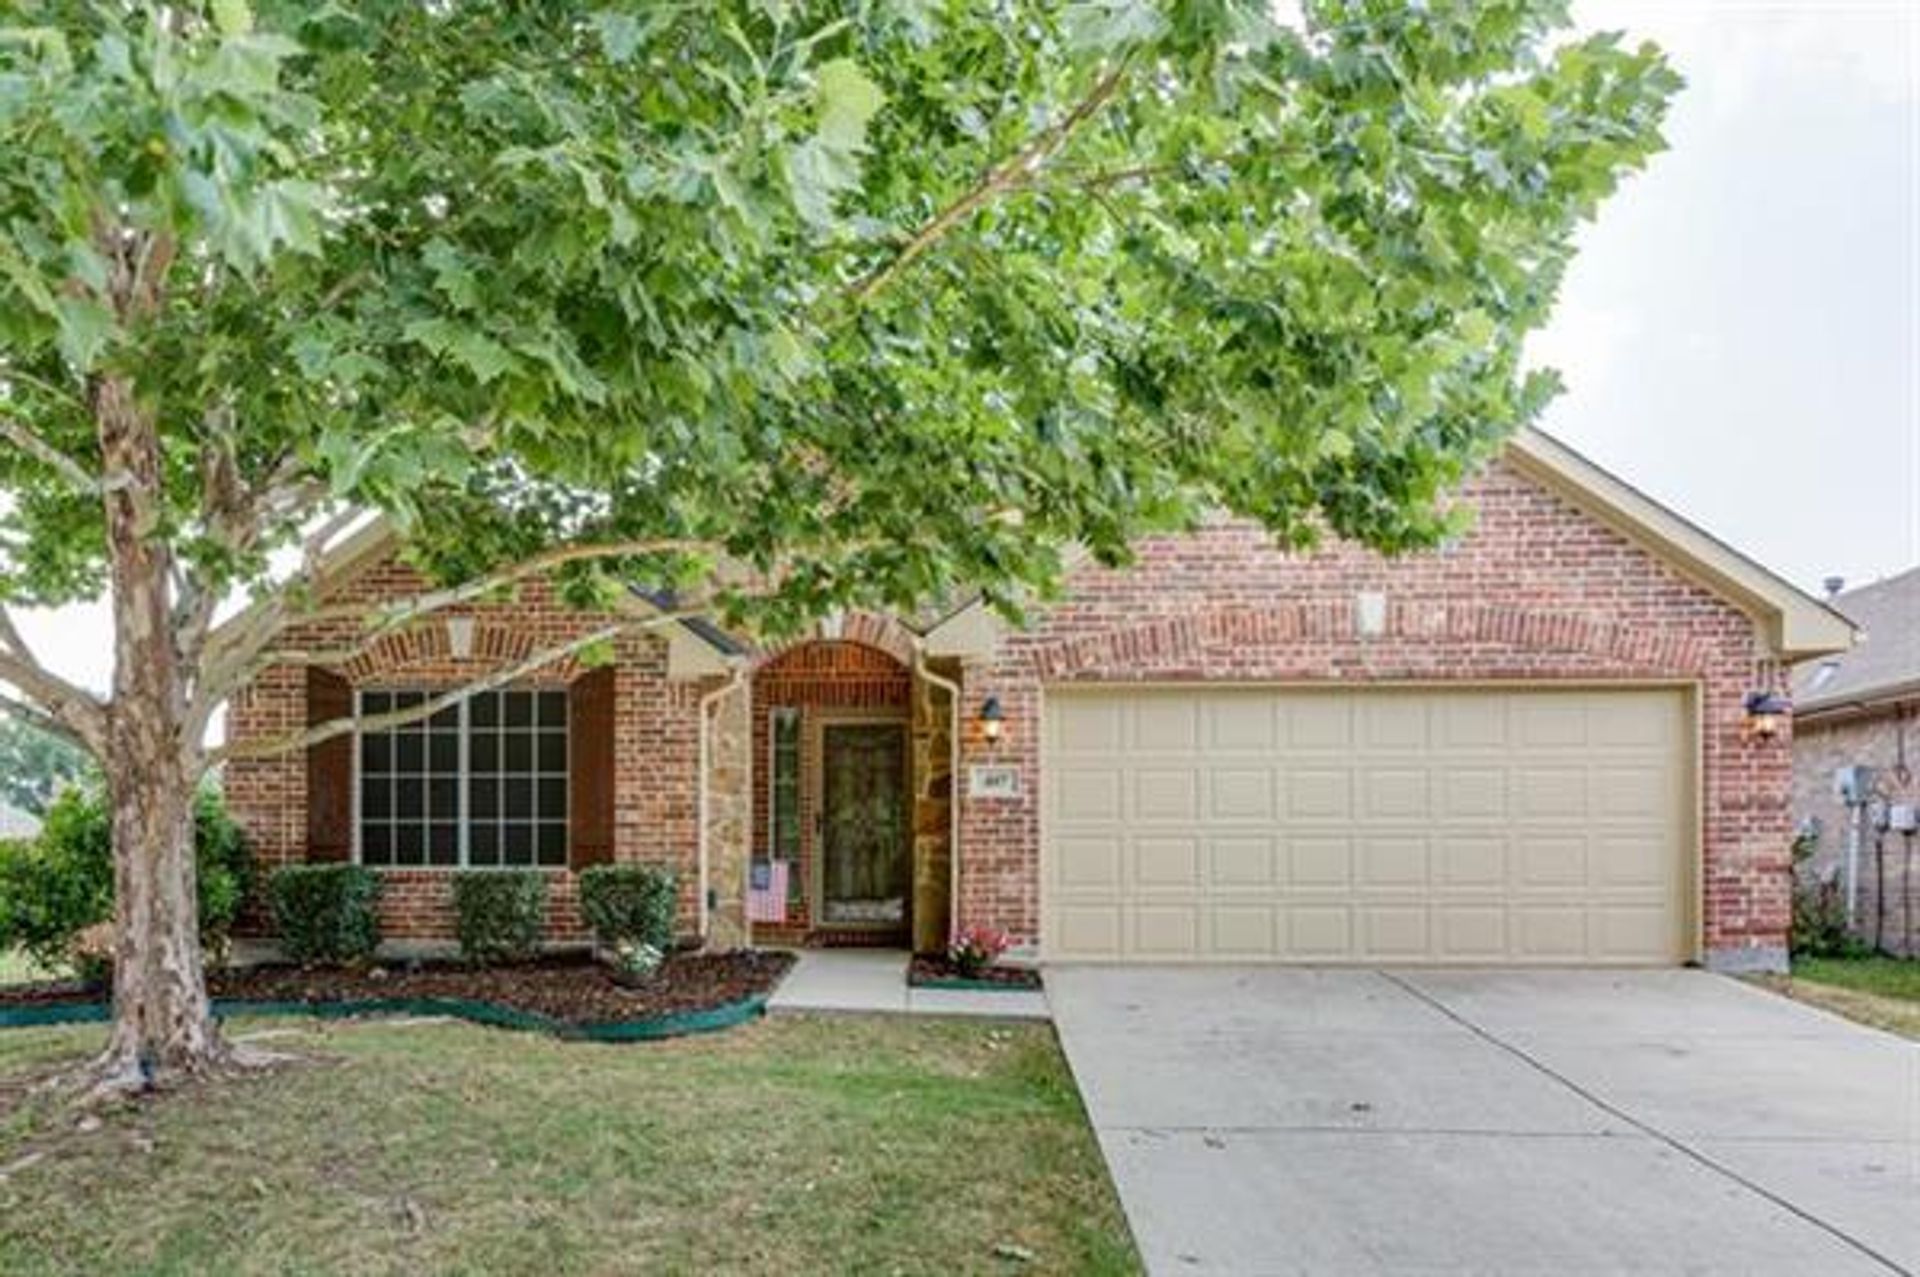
[979,695,1005,745]
[1741,690,1791,742]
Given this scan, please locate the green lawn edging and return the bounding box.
[907,974,1042,993]
[0,992,768,1042]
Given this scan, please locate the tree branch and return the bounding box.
[208,619,641,764]
[0,688,89,752]
[0,648,107,757]
[298,536,722,631]
[0,418,131,496]
[841,58,1133,312]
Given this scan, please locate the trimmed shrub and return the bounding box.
[0,783,255,979]
[1790,829,1869,960]
[268,865,384,966]
[451,871,548,965]
[578,863,677,952]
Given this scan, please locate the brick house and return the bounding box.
[1790,567,1920,955]
[223,428,1851,973]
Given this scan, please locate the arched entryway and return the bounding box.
[751,641,917,945]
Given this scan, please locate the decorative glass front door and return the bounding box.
[818,721,910,928]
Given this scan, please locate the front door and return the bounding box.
[817,721,911,930]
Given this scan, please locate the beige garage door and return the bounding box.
[1043,686,1693,964]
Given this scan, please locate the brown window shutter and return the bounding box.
[569,665,616,869]
[305,667,354,862]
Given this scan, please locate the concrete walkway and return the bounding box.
[1050,966,1920,1276]
[766,948,1049,1019]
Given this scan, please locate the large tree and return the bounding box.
[0,0,1676,1090]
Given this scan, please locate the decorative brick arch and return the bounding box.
[340,617,586,685]
[749,609,919,672]
[1024,600,1719,682]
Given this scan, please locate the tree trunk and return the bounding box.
[96,756,225,1087]
[90,374,229,1090]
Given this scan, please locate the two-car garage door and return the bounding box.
[1042,686,1694,965]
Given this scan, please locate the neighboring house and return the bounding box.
[0,802,39,842]
[1791,566,1920,955]
[223,428,1851,973]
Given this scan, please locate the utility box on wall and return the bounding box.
[1834,765,1876,806]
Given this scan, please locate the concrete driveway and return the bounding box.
[1047,967,1920,1276]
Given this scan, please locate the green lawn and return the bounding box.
[1766,955,1920,1040]
[0,950,57,985]
[0,1013,1138,1276]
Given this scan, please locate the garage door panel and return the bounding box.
[1286,905,1354,957]
[1285,697,1354,749]
[1133,835,1201,889]
[1436,833,1507,889]
[1131,904,1201,955]
[1288,835,1356,889]
[1362,697,1431,749]
[1132,769,1198,821]
[1517,834,1589,889]
[1131,698,1199,751]
[1208,835,1278,889]
[1361,905,1431,958]
[1056,768,1122,820]
[1358,835,1430,889]
[1045,688,1689,964]
[1054,697,1124,752]
[1056,835,1123,889]
[1208,904,1279,956]
[1436,905,1508,960]
[1288,769,1352,818]
[1441,768,1507,818]
[1208,768,1276,819]
[1363,769,1430,819]
[1514,768,1589,818]
[1208,697,1279,750]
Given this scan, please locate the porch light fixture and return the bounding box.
[979,696,1005,745]
[446,615,476,660]
[1741,690,1791,742]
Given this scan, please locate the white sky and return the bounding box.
[8,0,1919,700]
[1533,0,1919,597]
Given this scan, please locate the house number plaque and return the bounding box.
[968,765,1022,799]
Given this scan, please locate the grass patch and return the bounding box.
[1758,955,1920,1040]
[0,1013,1138,1275]
[0,951,63,986]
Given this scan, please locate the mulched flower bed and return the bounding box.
[907,954,1042,991]
[0,950,795,1027]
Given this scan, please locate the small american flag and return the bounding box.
[748,860,789,924]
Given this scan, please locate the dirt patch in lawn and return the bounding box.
[908,954,1043,990]
[0,950,794,1026]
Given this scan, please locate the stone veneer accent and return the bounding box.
[951,458,1795,971]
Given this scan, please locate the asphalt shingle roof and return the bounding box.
[1792,565,1920,712]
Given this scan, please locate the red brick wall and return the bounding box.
[748,641,913,930]
[954,459,1794,969]
[225,551,715,945]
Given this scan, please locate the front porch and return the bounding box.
[716,630,957,955]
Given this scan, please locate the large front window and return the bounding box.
[357,689,568,868]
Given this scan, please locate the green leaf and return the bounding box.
[53,297,115,372]
[1063,1,1166,53]
[211,0,255,37]
[815,57,884,152]
[785,138,859,228]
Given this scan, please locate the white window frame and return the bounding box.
[352,687,571,870]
